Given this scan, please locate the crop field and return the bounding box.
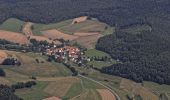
[42,29,78,41]
[0,18,24,33]
[0,30,28,44]
[97,89,116,100]
[44,77,79,97]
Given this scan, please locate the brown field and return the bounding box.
[0,50,8,64]
[75,34,103,49]
[72,16,88,24]
[43,77,79,97]
[97,89,116,100]
[120,79,159,100]
[43,29,78,41]
[71,89,101,100]
[30,35,61,45]
[22,22,33,37]
[0,30,28,44]
[73,32,99,36]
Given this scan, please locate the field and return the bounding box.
[58,20,108,35]
[1,50,71,77]
[42,29,78,41]
[97,89,116,100]
[120,79,159,100]
[0,30,28,44]
[32,19,73,35]
[85,49,111,58]
[0,18,24,33]
[120,24,152,34]
[87,61,114,69]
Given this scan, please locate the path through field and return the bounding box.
[22,22,33,37]
[78,74,120,100]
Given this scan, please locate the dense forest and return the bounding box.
[96,31,170,85]
[0,0,170,84]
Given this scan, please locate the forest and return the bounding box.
[96,30,170,85]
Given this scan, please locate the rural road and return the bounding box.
[78,74,121,100]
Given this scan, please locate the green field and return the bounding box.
[15,81,49,100]
[0,18,24,33]
[87,61,116,69]
[32,19,73,35]
[85,49,111,58]
[64,81,83,99]
[120,24,152,34]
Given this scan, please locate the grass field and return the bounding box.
[87,61,114,69]
[0,18,24,33]
[144,81,170,98]
[85,49,111,58]
[0,50,71,77]
[32,19,73,35]
[15,81,49,100]
[120,24,152,34]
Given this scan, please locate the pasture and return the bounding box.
[0,18,24,33]
[85,49,111,58]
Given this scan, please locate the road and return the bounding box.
[78,74,121,100]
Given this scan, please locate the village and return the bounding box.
[44,44,90,66]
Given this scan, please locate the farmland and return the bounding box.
[0,18,24,33]
[0,30,28,44]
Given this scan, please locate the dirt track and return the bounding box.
[22,22,33,37]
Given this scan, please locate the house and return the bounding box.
[42,96,61,100]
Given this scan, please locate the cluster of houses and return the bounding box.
[45,45,88,64]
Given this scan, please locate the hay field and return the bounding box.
[0,30,28,44]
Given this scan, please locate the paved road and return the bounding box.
[78,74,121,100]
